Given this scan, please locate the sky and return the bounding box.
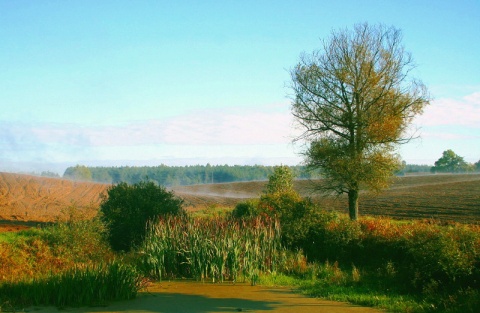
[1,1,479,174]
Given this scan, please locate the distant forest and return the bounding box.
[61,163,434,187]
[63,164,320,186]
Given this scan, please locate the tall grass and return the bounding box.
[0,261,139,309]
[138,216,283,284]
[0,214,140,310]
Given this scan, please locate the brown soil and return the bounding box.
[0,172,108,223]
[174,174,480,223]
[29,281,382,313]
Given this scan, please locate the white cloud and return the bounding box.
[10,92,478,169]
[160,107,293,145]
[26,105,295,147]
[0,104,299,166]
[401,91,480,164]
[464,92,480,104]
[414,92,480,128]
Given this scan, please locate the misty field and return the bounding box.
[0,172,479,225]
[174,173,480,224]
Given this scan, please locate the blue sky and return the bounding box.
[1,1,479,174]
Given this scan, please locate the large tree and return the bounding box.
[290,23,430,220]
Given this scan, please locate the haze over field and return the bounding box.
[1,1,479,174]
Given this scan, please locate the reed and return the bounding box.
[138,215,283,284]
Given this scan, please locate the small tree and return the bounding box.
[431,150,470,173]
[261,166,319,249]
[260,165,300,216]
[232,165,298,219]
[290,23,430,220]
[100,180,185,252]
[63,165,92,181]
[231,165,319,252]
[263,165,295,195]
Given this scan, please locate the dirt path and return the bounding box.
[30,281,382,313]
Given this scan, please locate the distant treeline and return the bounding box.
[62,163,443,186]
[398,164,432,175]
[63,164,320,186]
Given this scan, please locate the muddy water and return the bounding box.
[29,281,382,313]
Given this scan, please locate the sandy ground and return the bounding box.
[27,281,383,313]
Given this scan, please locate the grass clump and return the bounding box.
[0,215,113,282]
[0,261,139,309]
[260,260,457,313]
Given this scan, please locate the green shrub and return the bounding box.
[41,215,110,263]
[263,165,295,194]
[258,190,303,217]
[268,195,320,253]
[231,167,322,257]
[232,190,321,257]
[400,223,480,292]
[302,211,363,262]
[231,199,259,219]
[100,180,185,252]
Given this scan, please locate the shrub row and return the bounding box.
[302,213,480,294]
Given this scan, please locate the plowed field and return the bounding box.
[174,174,480,224]
[0,172,108,223]
[1,172,479,229]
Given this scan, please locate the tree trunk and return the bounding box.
[348,189,359,220]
